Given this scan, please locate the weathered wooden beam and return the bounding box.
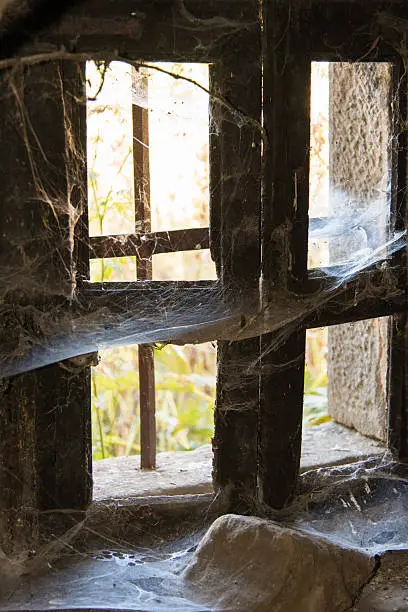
[0,60,91,530]
[9,0,260,63]
[389,314,408,456]
[1,266,404,380]
[285,1,408,62]
[3,0,407,70]
[309,290,406,328]
[89,227,209,259]
[258,0,310,509]
[307,262,406,327]
[388,59,408,458]
[211,0,262,512]
[45,61,92,511]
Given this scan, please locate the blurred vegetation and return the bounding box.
[91,343,216,460]
[304,328,330,427]
[87,61,329,461]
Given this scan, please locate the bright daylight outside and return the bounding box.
[86,61,330,462]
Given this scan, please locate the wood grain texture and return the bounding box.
[211,0,262,512]
[0,61,91,525]
[258,0,310,509]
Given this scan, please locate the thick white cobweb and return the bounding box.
[1,457,408,610]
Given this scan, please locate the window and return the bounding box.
[0,0,406,521]
[86,60,216,469]
[303,61,395,462]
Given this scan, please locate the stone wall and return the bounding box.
[328,63,391,441]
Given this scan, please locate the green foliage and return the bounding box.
[91,335,329,460]
[303,328,330,427]
[91,343,216,459]
[303,369,330,426]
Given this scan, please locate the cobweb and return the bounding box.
[1,456,408,610]
[0,55,404,377]
[0,9,405,377]
[0,1,407,608]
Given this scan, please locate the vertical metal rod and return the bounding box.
[132,69,156,469]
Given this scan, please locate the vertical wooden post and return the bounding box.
[211,7,262,511]
[0,60,91,543]
[259,1,310,509]
[389,314,408,457]
[56,61,92,509]
[388,62,408,458]
[132,69,156,469]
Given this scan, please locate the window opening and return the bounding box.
[86,60,215,283]
[152,250,217,281]
[86,61,217,472]
[303,327,329,428]
[308,61,394,272]
[302,63,393,469]
[308,61,330,268]
[302,319,388,470]
[91,342,216,460]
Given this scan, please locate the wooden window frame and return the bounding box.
[0,0,406,522]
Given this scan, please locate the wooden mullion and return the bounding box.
[132,70,156,470]
[259,0,311,509]
[36,61,92,511]
[211,3,262,511]
[52,61,92,509]
[388,57,408,457]
[209,65,222,278]
[0,59,91,528]
[389,314,408,457]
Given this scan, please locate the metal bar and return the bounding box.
[132,68,156,470]
[89,227,209,259]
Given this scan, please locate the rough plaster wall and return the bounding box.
[328,63,391,441]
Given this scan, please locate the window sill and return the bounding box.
[93,421,385,502]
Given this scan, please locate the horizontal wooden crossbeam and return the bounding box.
[89,227,210,259]
[81,266,406,338]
